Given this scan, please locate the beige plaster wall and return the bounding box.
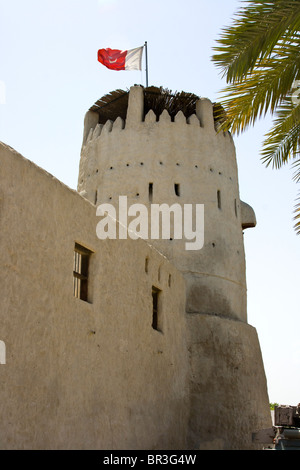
[78,86,251,322]
[77,86,272,449]
[187,314,271,449]
[0,85,272,450]
[0,142,189,449]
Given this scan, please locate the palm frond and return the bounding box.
[293,192,300,235]
[292,158,300,183]
[261,98,300,168]
[216,37,300,134]
[212,0,300,236]
[213,0,300,82]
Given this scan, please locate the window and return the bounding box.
[73,243,92,302]
[217,190,221,209]
[152,286,162,331]
[174,183,180,197]
[149,182,153,202]
[145,257,149,273]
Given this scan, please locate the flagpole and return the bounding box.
[144,41,148,87]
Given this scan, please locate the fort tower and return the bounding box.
[78,85,271,449]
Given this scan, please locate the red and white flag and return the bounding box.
[97,46,143,71]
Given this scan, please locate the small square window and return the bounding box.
[73,243,92,302]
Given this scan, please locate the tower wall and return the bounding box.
[77,86,271,449]
[79,86,253,322]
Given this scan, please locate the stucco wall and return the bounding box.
[187,314,271,449]
[0,142,189,449]
[0,85,272,450]
[76,86,272,449]
[78,86,250,322]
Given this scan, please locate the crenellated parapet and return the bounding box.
[78,86,236,210]
[81,85,227,150]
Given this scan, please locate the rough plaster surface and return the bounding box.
[79,86,250,322]
[77,86,272,449]
[0,142,189,449]
[0,85,272,449]
[187,314,271,450]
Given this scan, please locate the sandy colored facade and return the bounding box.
[0,85,271,449]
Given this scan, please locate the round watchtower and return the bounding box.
[77,85,271,449]
[78,85,256,322]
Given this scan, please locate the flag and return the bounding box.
[97,46,143,71]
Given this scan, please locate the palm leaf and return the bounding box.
[261,98,300,168]
[292,159,300,183]
[212,0,300,235]
[294,193,300,234]
[216,37,300,134]
[213,0,300,82]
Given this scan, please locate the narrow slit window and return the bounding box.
[174,183,180,197]
[149,182,153,202]
[73,243,92,302]
[217,190,221,209]
[152,286,162,331]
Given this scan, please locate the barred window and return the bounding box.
[73,243,92,302]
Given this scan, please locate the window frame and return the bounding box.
[73,243,92,302]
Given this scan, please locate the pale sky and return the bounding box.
[1,0,299,406]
